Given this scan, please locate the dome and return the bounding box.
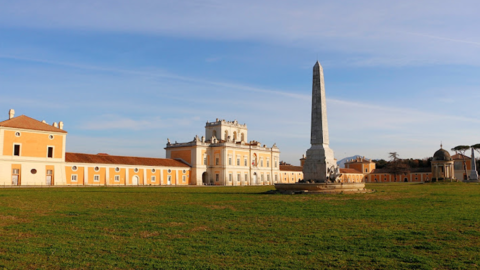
[433,148,452,161]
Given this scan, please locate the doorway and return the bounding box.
[12,169,19,186]
[132,175,139,185]
[46,170,53,185]
[202,172,209,185]
[253,173,257,185]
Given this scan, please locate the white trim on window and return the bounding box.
[114,175,120,182]
[94,175,100,182]
[71,174,78,182]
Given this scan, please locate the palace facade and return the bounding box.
[0,110,302,186]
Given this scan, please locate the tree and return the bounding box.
[374,159,388,169]
[471,144,480,153]
[387,152,410,182]
[451,145,470,180]
[389,152,399,162]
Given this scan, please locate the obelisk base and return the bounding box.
[303,144,338,182]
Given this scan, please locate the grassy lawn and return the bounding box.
[0,183,479,269]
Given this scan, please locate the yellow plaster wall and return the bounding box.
[3,130,64,158]
[108,167,126,185]
[88,167,106,185]
[162,169,175,185]
[178,169,189,185]
[65,165,84,185]
[170,150,192,164]
[145,169,161,186]
[128,168,144,185]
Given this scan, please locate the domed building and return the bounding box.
[431,145,454,181]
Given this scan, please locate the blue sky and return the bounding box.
[1,0,479,165]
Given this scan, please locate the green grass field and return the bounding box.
[0,183,479,269]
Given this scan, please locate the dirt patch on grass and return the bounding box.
[189,226,209,232]
[140,231,160,238]
[0,215,30,227]
[204,205,237,211]
[167,222,185,227]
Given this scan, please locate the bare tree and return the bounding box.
[451,145,470,180]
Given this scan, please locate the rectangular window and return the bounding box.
[182,175,186,182]
[46,170,53,175]
[275,161,278,168]
[260,160,263,167]
[267,161,270,167]
[216,174,219,182]
[47,147,53,158]
[244,158,247,166]
[13,144,20,156]
[261,175,264,181]
[237,174,240,181]
[151,176,156,182]
[275,175,278,182]
[71,174,78,182]
[229,174,232,181]
[12,169,19,175]
[94,175,100,182]
[204,156,207,165]
[114,175,120,182]
[237,158,240,166]
[216,158,219,165]
[245,174,248,181]
[267,175,270,182]
[229,158,232,165]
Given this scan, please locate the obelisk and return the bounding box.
[303,61,338,182]
[470,148,478,181]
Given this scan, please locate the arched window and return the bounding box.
[241,133,245,142]
[224,130,228,140]
[212,130,217,138]
[233,131,237,141]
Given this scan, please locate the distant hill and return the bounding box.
[337,155,362,168]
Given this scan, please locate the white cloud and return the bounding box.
[1,1,479,66]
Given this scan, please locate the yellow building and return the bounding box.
[0,111,301,186]
[0,110,189,186]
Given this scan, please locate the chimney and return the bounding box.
[53,122,58,128]
[8,109,14,119]
[59,121,64,130]
[42,120,46,123]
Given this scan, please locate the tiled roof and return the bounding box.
[280,165,303,172]
[371,169,392,174]
[452,154,471,160]
[340,168,362,174]
[410,167,432,173]
[371,167,431,174]
[0,115,67,133]
[65,152,190,167]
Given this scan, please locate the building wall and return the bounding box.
[2,129,65,159]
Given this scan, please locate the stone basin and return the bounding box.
[274,182,368,194]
